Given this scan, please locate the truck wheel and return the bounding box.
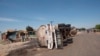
[63,40,68,46]
[67,38,73,44]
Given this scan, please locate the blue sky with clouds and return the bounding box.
[0,0,100,32]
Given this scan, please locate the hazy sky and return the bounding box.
[0,0,100,32]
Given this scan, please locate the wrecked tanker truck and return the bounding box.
[36,23,77,49]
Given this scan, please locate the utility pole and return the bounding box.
[50,21,54,33]
[50,21,53,26]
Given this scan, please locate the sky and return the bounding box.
[0,0,100,32]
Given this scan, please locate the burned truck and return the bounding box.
[56,24,73,45]
[36,23,77,49]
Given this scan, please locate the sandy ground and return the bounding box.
[0,32,83,56]
[77,31,82,34]
[0,38,39,56]
[95,32,100,35]
[0,41,29,56]
[35,32,100,56]
[0,32,100,56]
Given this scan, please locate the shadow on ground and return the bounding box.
[7,38,39,56]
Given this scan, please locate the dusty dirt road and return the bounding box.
[34,32,100,56]
[0,32,100,56]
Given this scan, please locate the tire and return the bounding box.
[63,39,68,46]
[67,38,73,44]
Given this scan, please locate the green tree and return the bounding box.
[81,28,86,30]
[95,24,100,29]
[79,28,86,31]
[26,26,35,35]
[26,26,34,31]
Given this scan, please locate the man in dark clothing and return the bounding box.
[93,30,96,33]
[20,32,25,42]
[87,30,89,33]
